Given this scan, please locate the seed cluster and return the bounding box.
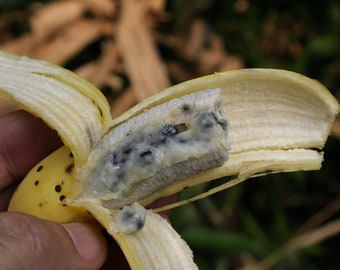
[115,203,147,233]
[106,123,188,192]
[81,89,230,209]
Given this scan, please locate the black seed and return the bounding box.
[110,153,117,164]
[217,119,228,131]
[122,210,133,219]
[137,150,154,166]
[65,164,74,174]
[55,185,62,193]
[59,195,66,202]
[140,150,152,157]
[121,210,145,231]
[196,111,218,131]
[69,152,74,158]
[122,142,135,155]
[181,104,191,114]
[122,147,132,155]
[162,124,177,138]
[34,180,39,186]
[135,219,145,230]
[147,124,188,147]
[111,153,128,165]
[36,165,43,172]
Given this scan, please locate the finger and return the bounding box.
[101,236,130,270]
[147,195,178,220]
[0,110,62,189]
[0,212,107,270]
[0,184,16,211]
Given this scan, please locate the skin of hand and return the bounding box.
[0,110,108,270]
[0,110,175,270]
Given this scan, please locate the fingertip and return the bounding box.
[63,222,107,268]
[0,212,107,270]
[0,110,62,187]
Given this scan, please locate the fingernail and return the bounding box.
[63,223,107,262]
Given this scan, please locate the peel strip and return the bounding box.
[80,200,197,270]
[0,51,111,164]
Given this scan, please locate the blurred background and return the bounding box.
[0,0,339,269]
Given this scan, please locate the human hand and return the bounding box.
[0,110,107,270]
[0,110,176,270]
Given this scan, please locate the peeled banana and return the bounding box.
[78,89,231,209]
[0,50,338,269]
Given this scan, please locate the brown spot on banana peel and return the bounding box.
[8,146,94,224]
[65,164,74,174]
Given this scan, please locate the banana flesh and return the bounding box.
[1,51,338,270]
[78,89,230,209]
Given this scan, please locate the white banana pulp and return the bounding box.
[78,89,230,209]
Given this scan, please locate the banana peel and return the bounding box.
[0,51,339,269]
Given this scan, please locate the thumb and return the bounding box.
[0,212,107,270]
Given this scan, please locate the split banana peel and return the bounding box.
[0,50,339,269]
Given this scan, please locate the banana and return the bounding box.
[7,146,94,223]
[1,50,338,269]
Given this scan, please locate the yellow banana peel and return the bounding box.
[0,50,338,269]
